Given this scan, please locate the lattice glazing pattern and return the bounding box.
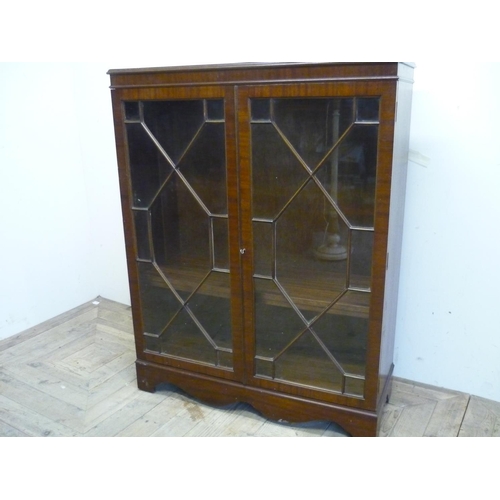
[125,99,232,368]
[251,97,379,396]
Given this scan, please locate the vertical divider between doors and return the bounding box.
[235,86,257,385]
[225,85,247,383]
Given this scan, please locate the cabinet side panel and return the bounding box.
[378,78,413,406]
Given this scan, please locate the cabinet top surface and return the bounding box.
[108,62,413,74]
[108,62,414,87]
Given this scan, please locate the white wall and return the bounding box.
[0,63,131,341]
[394,62,500,401]
[0,64,99,339]
[1,61,499,403]
[69,64,130,305]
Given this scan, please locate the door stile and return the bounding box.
[224,85,247,382]
[361,82,398,408]
[235,87,257,383]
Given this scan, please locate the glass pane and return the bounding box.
[329,289,370,319]
[188,272,232,352]
[350,230,373,290]
[136,262,182,338]
[274,330,343,392]
[345,376,364,397]
[213,217,229,270]
[251,99,270,121]
[144,334,160,353]
[316,124,378,227]
[356,98,379,122]
[206,99,224,121]
[126,123,172,208]
[312,290,370,379]
[131,98,231,369]
[251,123,308,219]
[124,101,140,121]
[160,308,216,364]
[218,350,232,369]
[133,210,151,261]
[250,97,377,396]
[253,221,273,277]
[255,358,273,378]
[276,179,348,322]
[254,278,305,360]
[150,175,210,301]
[273,98,354,169]
[143,100,204,165]
[178,122,227,215]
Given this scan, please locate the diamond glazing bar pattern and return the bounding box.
[125,99,231,367]
[251,97,379,395]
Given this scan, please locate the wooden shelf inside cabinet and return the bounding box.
[109,62,414,436]
[144,264,370,319]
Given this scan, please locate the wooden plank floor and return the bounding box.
[0,297,497,437]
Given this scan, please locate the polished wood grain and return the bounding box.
[0,297,496,437]
[108,62,412,89]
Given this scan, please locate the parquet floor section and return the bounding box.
[0,297,498,437]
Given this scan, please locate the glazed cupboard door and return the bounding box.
[113,86,244,381]
[238,82,395,406]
